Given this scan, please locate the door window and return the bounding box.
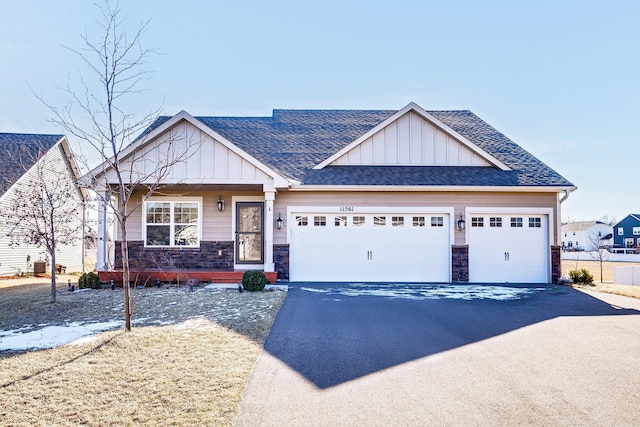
[236,203,263,263]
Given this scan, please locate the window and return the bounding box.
[374,216,386,227]
[529,218,542,228]
[625,238,634,248]
[618,227,624,236]
[353,216,365,227]
[413,216,425,227]
[471,217,484,227]
[431,216,444,227]
[296,216,308,226]
[334,216,347,227]
[145,200,200,247]
[633,227,640,236]
[314,216,326,226]
[511,217,523,228]
[392,216,404,227]
[490,217,502,227]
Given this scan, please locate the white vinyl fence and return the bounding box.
[614,266,640,286]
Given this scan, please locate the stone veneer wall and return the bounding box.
[451,245,469,282]
[551,245,561,284]
[114,241,234,271]
[274,244,290,281]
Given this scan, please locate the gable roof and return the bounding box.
[0,133,65,197]
[614,214,640,227]
[562,221,607,232]
[140,103,574,189]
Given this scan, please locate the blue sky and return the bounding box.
[1,1,638,222]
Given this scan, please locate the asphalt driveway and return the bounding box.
[235,283,640,426]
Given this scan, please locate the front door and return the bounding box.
[236,202,264,264]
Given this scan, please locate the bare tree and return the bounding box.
[0,144,84,303]
[38,1,195,330]
[589,230,610,283]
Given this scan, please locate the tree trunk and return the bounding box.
[50,220,57,303]
[120,216,131,331]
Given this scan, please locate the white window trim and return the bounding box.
[142,196,203,248]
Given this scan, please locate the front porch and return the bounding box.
[99,270,278,285]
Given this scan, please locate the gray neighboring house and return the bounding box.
[89,102,576,284]
[0,133,86,276]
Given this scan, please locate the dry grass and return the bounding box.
[562,260,640,299]
[0,282,286,426]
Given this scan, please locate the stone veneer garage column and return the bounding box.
[452,245,469,282]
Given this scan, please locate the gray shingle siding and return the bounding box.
[144,108,573,188]
[0,133,63,197]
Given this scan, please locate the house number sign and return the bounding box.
[339,206,355,212]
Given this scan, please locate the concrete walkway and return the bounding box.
[235,284,640,426]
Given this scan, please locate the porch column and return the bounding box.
[264,190,275,272]
[96,190,109,271]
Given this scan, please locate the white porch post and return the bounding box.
[96,190,109,271]
[264,189,275,272]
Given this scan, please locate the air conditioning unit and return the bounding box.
[33,261,47,274]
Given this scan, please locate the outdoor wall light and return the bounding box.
[456,214,465,231]
[217,195,224,212]
[276,213,283,230]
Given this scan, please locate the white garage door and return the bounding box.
[289,212,450,282]
[468,214,549,283]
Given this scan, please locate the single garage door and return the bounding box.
[289,212,450,282]
[468,214,549,283]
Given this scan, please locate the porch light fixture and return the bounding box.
[276,213,283,230]
[217,195,224,212]
[456,214,465,231]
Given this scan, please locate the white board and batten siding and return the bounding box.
[0,144,84,275]
[467,208,553,283]
[332,111,491,167]
[105,122,273,185]
[287,206,453,282]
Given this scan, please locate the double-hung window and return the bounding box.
[144,198,201,247]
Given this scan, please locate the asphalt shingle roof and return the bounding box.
[145,108,573,188]
[0,133,63,198]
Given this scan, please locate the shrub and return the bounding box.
[568,268,594,285]
[242,270,267,292]
[78,272,102,289]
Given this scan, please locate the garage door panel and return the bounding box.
[469,214,548,283]
[290,212,450,282]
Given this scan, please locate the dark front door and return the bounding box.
[236,202,264,264]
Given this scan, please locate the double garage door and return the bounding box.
[289,211,451,282]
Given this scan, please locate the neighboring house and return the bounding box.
[88,102,575,284]
[0,133,86,276]
[561,221,613,251]
[613,214,640,252]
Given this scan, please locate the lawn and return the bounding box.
[561,260,640,299]
[0,281,286,426]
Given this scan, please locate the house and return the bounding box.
[561,221,613,251]
[0,133,86,276]
[613,214,640,252]
[88,102,575,284]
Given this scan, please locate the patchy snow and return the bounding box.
[301,284,546,301]
[0,321,123,351]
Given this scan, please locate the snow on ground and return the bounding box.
[0,321,123,351]
[301,284,546,301]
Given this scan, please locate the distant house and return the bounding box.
[561,221,613,251]
[0,133,86,276]
[87,102,575,284]
[613,214,640,252]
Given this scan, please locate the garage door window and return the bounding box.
[490,217,502,227]
[510,217,523,228]
[392,216,404,227]
[472,217,484,227]
[314,216,326,226]
[431,216,444,227]
[413,216,425,227]
[353,216,365,227]
[335,216,347,227]
[374,216,386,227]
[296,216,308,226]
[529,218,542,228]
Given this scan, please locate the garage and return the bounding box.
[468,212,550,283]
[289,210,451,282]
